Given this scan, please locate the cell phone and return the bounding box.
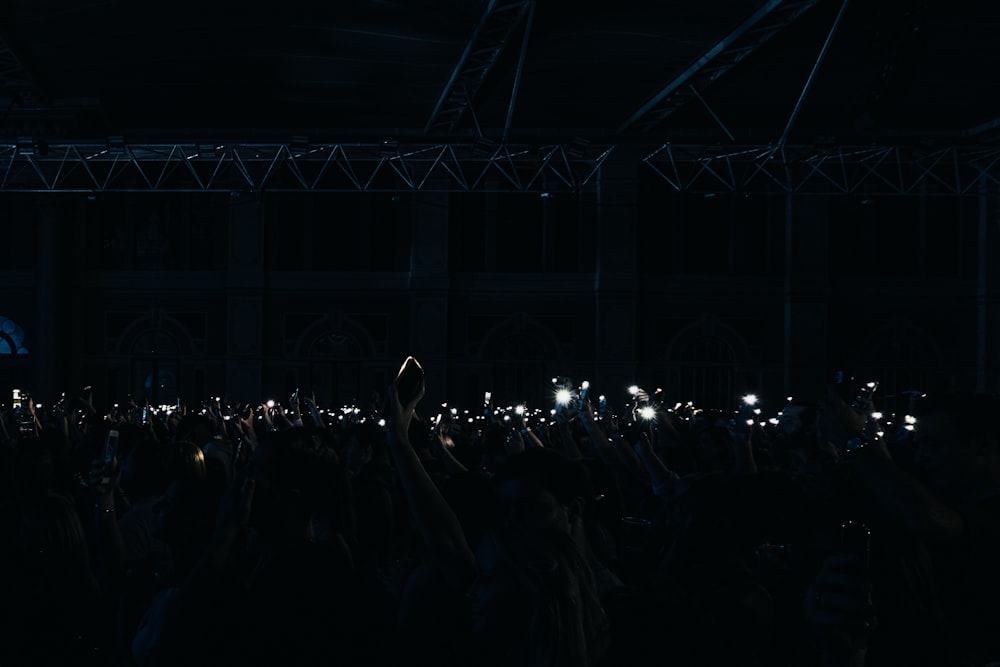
[141,407,149,424]
[104,429,120,464]
[12,389,21,410]
[101,429,120,484]
[394,356,424,406]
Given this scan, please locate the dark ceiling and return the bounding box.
[1,0,997,146]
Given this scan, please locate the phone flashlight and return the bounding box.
[578,380,590,407]
[555,389,572,407]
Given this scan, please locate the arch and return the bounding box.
[664,317,751,409]
[0,316,29,354]
[479,313,562,406]
[665,317,750,364]
[117,310,195,357]
[480,312,560,361]
[296,312,377,359]
[856,320,945,410]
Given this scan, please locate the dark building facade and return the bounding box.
[1,154,994,417]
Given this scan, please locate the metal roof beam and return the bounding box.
[425,0,532,135]
[618,0,823,135]
[0,139,614,193]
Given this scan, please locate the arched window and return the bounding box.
[665,318,753,410]
[0,316,29,355]
[296,313,378,406]
[482,314,561,405]
[117,311,194,404]
[857,321,943,415]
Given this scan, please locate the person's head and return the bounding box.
[467,528,609,667]
[777,401,818,439]
[492,449,593,536]
[174,414,215,448]
[245,428,345,547]
[913,392,1000,498]
[152,476,218,575]
[121,437,177,499]
[16,494,99,611]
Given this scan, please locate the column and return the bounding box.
[408,192,451,408]
[226,195,264,400]
[35,202,63,400]
[593,152,639,391]
[783,193,832,398]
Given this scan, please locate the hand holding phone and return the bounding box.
[394,356,424,408]
[100,429,120,485]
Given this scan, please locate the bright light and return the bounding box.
[378,419,386,427]
[581,380,590,390]
[904,415,916,425]
[742,394,758,406]
[768,418,779,425]
[266,400,275,409]
[867,381,876,388]
[628,385,640,396]
[753,408,761,415]
[598,395,606,402]
[450,407,458,415]
[515,404,526,416]
[786,396,794,402]
[555,389,572,406]
[639,406,655,420]
[871,411,883,420]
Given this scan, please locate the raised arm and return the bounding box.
[385,365,474,590]
[819,387,963,541]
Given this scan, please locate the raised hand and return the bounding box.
[804,553,877,664]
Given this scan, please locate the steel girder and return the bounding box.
[642,144,1000,196]
[619,0,823,134]
[0,37,35,92]
[0,140,614,193]
[425,0,533,134]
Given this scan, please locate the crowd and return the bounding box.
[1,359,999,667]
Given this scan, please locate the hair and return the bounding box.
[484,528,610,667]
[252,428,356,549]
[915,392,1000,446]
[16,494,100,604]
[122,436,177,498]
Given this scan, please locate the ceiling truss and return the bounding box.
[0,140,614,193]
[642,144,1000,195]
[2,139,998,195]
